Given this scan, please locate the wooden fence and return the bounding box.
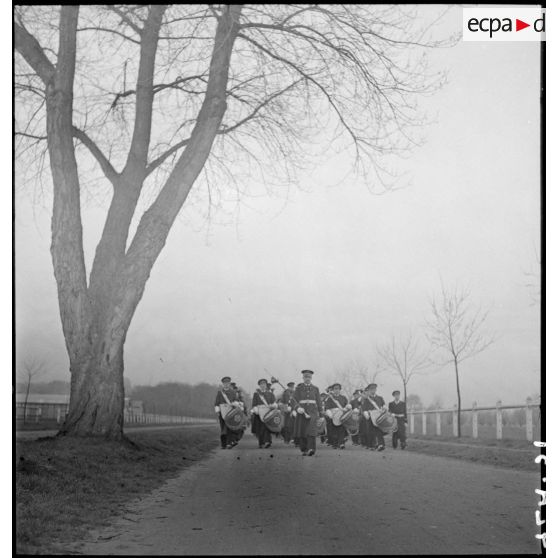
[123,411,215,425]
[408,398,541,441]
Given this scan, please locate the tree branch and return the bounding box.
[72,127,119,185]
[14,22,55,85]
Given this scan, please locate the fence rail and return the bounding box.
[123,412,216,425]
[408,398,541,441]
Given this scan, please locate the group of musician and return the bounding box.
[214,370,407,455]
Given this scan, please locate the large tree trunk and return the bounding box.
[60,339,125,439]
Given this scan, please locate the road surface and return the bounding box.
[61,435,539,555]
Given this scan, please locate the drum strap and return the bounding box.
[326,394,345,410]
[221,390,232,405]
[257,391,269,406]
[366,396,382,412]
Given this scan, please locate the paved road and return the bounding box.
[64,436,539,555]
[15,423,216,441]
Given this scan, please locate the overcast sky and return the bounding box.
[15,6,541,408]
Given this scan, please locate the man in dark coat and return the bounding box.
[293,370,322,456]
[324,383,352,449]
[280,381,296,443]
[250,378,277,448]
[350,390,363,446]
[214,376,242,449]
[388,390,407,449]
[360,383,386,451]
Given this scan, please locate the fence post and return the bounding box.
[435,411,441,436]
[422,412,427,436]
[496,400,503,440]
[57,407,62,424]
[472,401,478,439]
[526,397,534,441]
[409,411,414,434]
[452,405,458,437]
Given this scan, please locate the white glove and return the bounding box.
[232,401,240,407]
[363,411,370,420]
[286,406,292,413]
[353,408,360,415]
[345,404,352,411]
[271,403,278,409]
[325,410,333,419]
[297,407,305,415]
[291,411,297,418]
[250,407,257,415]
[214,406,220,414]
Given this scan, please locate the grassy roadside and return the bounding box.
[15,426,219,555]
[405,435,540,471]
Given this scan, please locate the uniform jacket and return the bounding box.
[252,389,276,407]
[293,382,322,414]
[215,387,240,406]
[324,394,348,410]
[350,397,362,410]
[388,400,407,421]
[361,394,385,412]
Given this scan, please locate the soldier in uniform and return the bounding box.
[250,378,278,448]
[214,376,242,449]
[231,382,245,440]
[361,383,386,451]
[324,383,352,449]
[323,385,334,446]
[388,390,407,449]
[350,389,363,446]
[280,381,296,444]
[292,370,322,456]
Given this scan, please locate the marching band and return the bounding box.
[214,370,408,455]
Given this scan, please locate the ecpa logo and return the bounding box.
[463,8,545,42]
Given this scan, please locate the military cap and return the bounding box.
[366,383,377,390]
[257,378,268,385]
[301,369,314,375]
[221,376,231,383]
[332,383,341,389]
[392,390,401,396]
[287,382,295,387]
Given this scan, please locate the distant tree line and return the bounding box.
[131,382,219,418]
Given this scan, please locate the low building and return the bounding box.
[15,393,70,423]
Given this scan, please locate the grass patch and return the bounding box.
[405,435,539,471]
[15,426,219,555]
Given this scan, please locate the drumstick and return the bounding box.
[270,376,311,419]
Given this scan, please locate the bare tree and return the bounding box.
[333,358,384,398]
[15,5,453,439]
[425,282,494,437]
[19,359,45,424]
[376,332,432,402]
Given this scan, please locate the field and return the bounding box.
[15,427,219,554]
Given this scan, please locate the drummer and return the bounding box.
[324,383,352,449]
[250,378,278,449]
[388,390,407,449]
[293,370,322,456]
[362,383,387,451]
[214,376,242,449]
[350,389,363,446]
[323,385,334,446]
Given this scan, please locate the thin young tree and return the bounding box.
[376,332,432,402]
[15,5,453,439]
[20,359,45,424]
[425,283,494,437]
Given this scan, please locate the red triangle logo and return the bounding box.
[516,19,530,32]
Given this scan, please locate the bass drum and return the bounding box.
[263,408,284,433]
[340,409,360,435]
[224,406,247,432]
[330,408,344,426]
[369,409,398,435]
[316,416,326,435]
